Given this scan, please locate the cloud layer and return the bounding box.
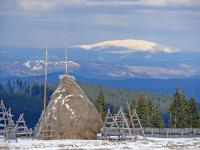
[0,0,199,51]
[16,0,200,10]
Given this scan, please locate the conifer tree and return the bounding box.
[7,80,13,93]
[136,93,149,127]
[147,100,154,127]
[95,90,107,120]
[150,104,164,128]
[170,89,187,128]
[127,98,137,119]
[185,97,200,128]
[130,98,137,112]
[0,84,4,93]
[143,100,164,128]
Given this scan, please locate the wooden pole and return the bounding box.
[127,102,135,139]
[44,45,48,115]
[64,36,68,74]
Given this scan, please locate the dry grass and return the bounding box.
[38,75,103,140]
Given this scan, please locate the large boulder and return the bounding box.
[41,75,103,139]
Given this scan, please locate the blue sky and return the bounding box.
[0,0,200,51]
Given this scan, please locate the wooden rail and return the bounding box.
[142,128,200,138]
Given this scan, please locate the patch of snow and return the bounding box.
[65,104,70,110]
[61,95,74,105]
[52,106,56,112]
[31,65,42,71]
[23,60,31,68]
[65,95,74,99]
[54,94,63,104]
[68,61,80,68]
[54,99,58,104]
[52,87,61,96]
[61,99,65,105]
[59,74,65,80]
[74,39,181,54]
[68,75,76,80]
[63,101,77,120]
[1,138,200,150]
[47,112,50,117]
[59,74,76,81]
[80,95,83,98]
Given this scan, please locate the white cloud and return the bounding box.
[1,0,199,50]
[17,0,57,11]
[72,0,200,7]
[16,0,88,11]
[94,14,129,27]
[131,0,200,7]
[16,0,200,11]
[74,39,180,53]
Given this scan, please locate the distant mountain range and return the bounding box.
[1,39,200,79]
[0,39,200,100]
[0,59,79,77]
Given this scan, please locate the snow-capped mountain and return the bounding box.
[70,39,200,79]
[0,59,80,77]
[74,39,180,54]
[23,60,80,71]
[0,39,200,79]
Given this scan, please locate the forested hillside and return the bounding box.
[0,79,199,128]
[79,82,172,112]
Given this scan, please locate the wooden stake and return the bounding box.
[127,102,135,137]
[44,45,48,114]
[64,36,68,74]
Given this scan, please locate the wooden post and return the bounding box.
[0,100,7,136]
[166,129,168,138]
[127,102,135,139]
[43,45,48,115]
[64,36,68,74]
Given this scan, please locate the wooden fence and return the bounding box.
[142,128,200,138]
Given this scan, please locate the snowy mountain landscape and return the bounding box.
[1,0,200,149]
[1,39,200,99]
[1,39,200,79]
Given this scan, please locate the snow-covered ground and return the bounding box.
[0,137,200,150]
